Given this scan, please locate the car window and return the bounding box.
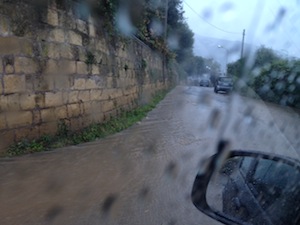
[0,0,299,225]
[219,77,232,82]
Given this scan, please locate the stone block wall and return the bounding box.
[0,0,169,152]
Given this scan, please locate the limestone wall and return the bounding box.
[0,0,170,152]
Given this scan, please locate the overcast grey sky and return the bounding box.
[182,0,300,59]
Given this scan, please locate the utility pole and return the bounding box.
[163,0,168,43]
[162,0,168,84]
[241,29,245,58]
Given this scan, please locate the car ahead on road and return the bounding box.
[214,77,233,93]
[199,78,211,87]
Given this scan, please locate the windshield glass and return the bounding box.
[219,77,232,82]
[0,0,299,225]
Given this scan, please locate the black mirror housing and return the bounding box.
[191,150,300,225]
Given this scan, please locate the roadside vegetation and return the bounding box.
[4,91,168,157]
[94,0,204,78]
[228,46,300,108]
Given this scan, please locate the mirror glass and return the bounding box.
[207,156,300,225]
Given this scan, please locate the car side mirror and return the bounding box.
[191,150,300,225]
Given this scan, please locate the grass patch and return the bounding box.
[5,90,168,157]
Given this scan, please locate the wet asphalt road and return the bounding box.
[0,86,299,225]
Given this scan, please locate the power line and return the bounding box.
[183,0,241,35]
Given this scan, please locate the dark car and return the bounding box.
[199,78,210,87]
[214,77,233,93]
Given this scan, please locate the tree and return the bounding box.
[167,0,184,28]
[193,56,205,75]
[254,46,280,68]
[227,58,246,78]
[95,0,196,78]
[229,46,300,108]
[173,22,194,62]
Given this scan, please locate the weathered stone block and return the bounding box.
[72,78,86,90]
[23,41,35,57]
[44,60,58,75]
[122,89,129,96]
[6,111,32,128]
[15,127,40,141]
[45,92,63,107]
[34,93,45,108]
[3,75,26,94]
[0,58,3,73]
[90,89,102,101]
[101,100,114,112]
[109,89,123,99]
[82,115,93,127]
[39,122,57,136]
[41,108,56,122]
[35,74,55,91]
[20,93,36,110]
[45,60,76,77]
[116,96,128,106]
[4,64,14,74]
[60,60,76,75]
[47,8,59,26]
[47,43,60,59]
[0,37,20,54]
[0,16,11,36]
[78,90,90,102]
[76,19,88,35]
[60,44,73,59]
[92,65,99,75]
[55,106,68,119]
[67,30,82,46]
[68,91,79,103]
[54,74,70,90]
[85,79,98,89]
[49,29,65,43]
[95,40,107,52]
[62,91,69,104]
[0,114,6,130]
[89,24,96,37]
[25,74,35,90]
[32,110,41,124]
[76,61,88,74]
[58,12,76,29]
[0,130,15,153]
[91,112,104,123]
[67,103,81,117]
[106,77,114,88]
[14,57,38,74]
[70,117,82,131]
[83,102,92,114]
[78,48,86,62]
[90,101,102,113]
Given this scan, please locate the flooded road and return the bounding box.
[0,86,299,225]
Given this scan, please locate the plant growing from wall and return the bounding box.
[141,59,147,70]
[85,51,97,65]
[57,120,70,138]
[124,64,129,71]
[94,0,119,31]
